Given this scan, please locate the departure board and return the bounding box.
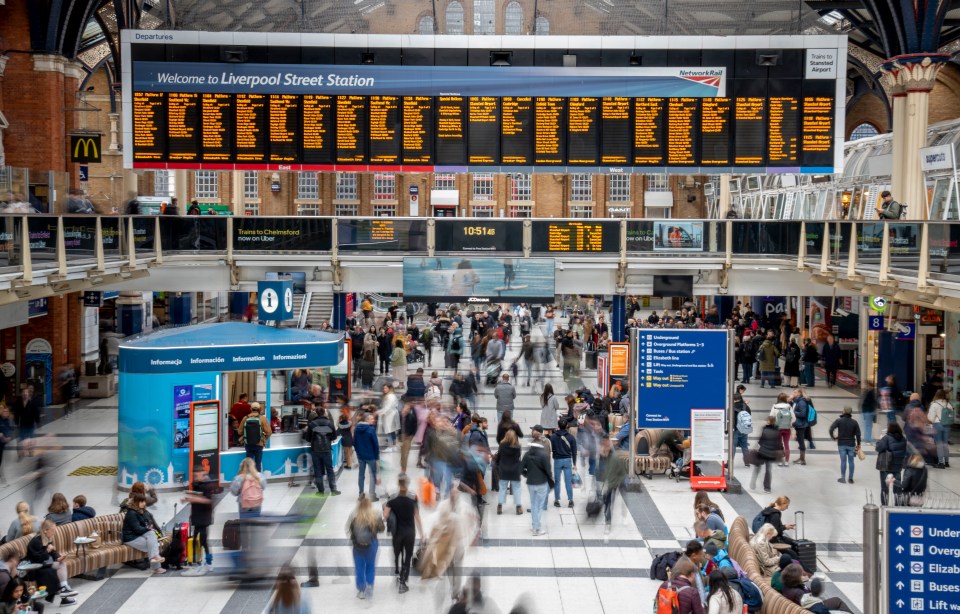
[634,98,666,165]
[734,97,765,165]
[567,97,600,165]
[269,94,300,163]
[369,95,401,164]
[700,98,731,165]
[802,96,833,166]
[768,97,799,165]
[601,97,631,164]
[201,93,232,162]
[132,92,166,162]
[336,95,367,163]
[302,94,334,164]
[167,93,200,162]
[235,94,267,163]
[531,221,620,253]
[501,97,533,164]
[667,98,698,165]
[402,96,433,164]
[534,97,565,165]
[468,97,500,164]
[337,219,428,252]
[129,92,837,169]
[436,96,466,165]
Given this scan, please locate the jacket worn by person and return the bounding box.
[305,416,337,452]
[759,506,789,539]
[353,422,380,461]
[901,460,928,497]
[829,414,862,447]
[496,444,522,481]
[71,506,96,522]
[756,424,783,460]
[758,340,780,371]
[494,381,516,414]
[520,443,553,486]
[242,413,272,447]
[495,421,523,445]
[658,575,705,614]
[467,424,490,454]
[538,394,561,427]
[26,533,59,566]
[549,430,577,460]
[45,511,73,526]
[121,508,153,544]
[406,374,426,399]
[703,529,727,551]
[802,344,819,364]
[821,342,841,368]
[792,397,810,429]
[876,432,909,474]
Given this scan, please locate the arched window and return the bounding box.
[535,15,550,35]
[505,1,523,34]
[418,15,435,34]
[446,1,464,34]
[474,0,495,34]
[850,122,879,141]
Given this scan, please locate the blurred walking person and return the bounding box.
[347,495,385,600]
[383,474,423,594]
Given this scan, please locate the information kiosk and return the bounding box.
[117,323,343,489]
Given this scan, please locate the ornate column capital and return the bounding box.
[881,53,952,94]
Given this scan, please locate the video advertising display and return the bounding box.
[402,257,555,303]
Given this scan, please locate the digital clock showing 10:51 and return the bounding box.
[435,220,523,252]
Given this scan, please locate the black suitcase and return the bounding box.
[585,350,598,370]
[794,511,817,572]
[222,519,242,551]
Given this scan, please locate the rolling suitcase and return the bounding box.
[222,519,242,551]
[794,511,817,572]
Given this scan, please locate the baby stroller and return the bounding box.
[406,344,425,365]
[485,359,502,385]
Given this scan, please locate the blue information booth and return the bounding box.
[117,323,344,489]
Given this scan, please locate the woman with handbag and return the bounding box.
[383,475,423,594]
[828,406,862,484]
[347,495,385,600]
[876,423,908,505]
[750,416,783,493]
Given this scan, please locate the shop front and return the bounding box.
[117,323,343,489]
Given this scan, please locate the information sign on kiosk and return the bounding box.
[188,400,220,489]
[258,280,294,321]
[608,342,630,378]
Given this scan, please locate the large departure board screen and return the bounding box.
[337,219,428,252]
[530,221,620,253]
[125,46,843,171]
[434,220,524,252]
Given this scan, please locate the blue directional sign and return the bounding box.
[257,280,294,321]
[868,315,885,331]
[896,323,916,341]
[635,329,730,428]
[885,509,960,614]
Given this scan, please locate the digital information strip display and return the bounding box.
[636,328,730,429]
[434,220,524,252]
[337,219,428,252]
[530,221,621,253]
[130,92,835,170]
[123,55,845,173]
[403,257,555,303]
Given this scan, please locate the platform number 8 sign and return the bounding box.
[868,315,885,331]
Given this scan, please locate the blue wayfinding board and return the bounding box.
[636,329,729,429]
[886,509,960,613]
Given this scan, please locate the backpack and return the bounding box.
[940,402,956,427]
[352,522,374,548]
[776,405,793,430]
[751,509,766,534]
[881,200,903,220]
[807,402,818,426]
[650,551,682,582]
[244,415,263,446]
[425,384,442,401]
[786,345,801,363]
[654,582,692,614]
[736,410,754,435]
[732,577,764,612]
[239,475,264,509]
[309,423,334,453]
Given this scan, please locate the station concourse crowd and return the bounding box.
[0,299,953,613]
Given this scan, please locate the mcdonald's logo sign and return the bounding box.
[70,135,101,163]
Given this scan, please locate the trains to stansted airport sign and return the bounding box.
[123,32,844,173]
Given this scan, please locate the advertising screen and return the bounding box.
[403,257,555,303]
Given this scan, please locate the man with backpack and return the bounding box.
[876,190,904,219]
[655,558,704,614]
[304,407,340,496]
[242,402,272,472]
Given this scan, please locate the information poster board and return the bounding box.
[189,400,221,485]
[173,385,193,449]
[690,409,725,462]
[636,329,729,428]
[597,354,609,394]
[608,342,630,377]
